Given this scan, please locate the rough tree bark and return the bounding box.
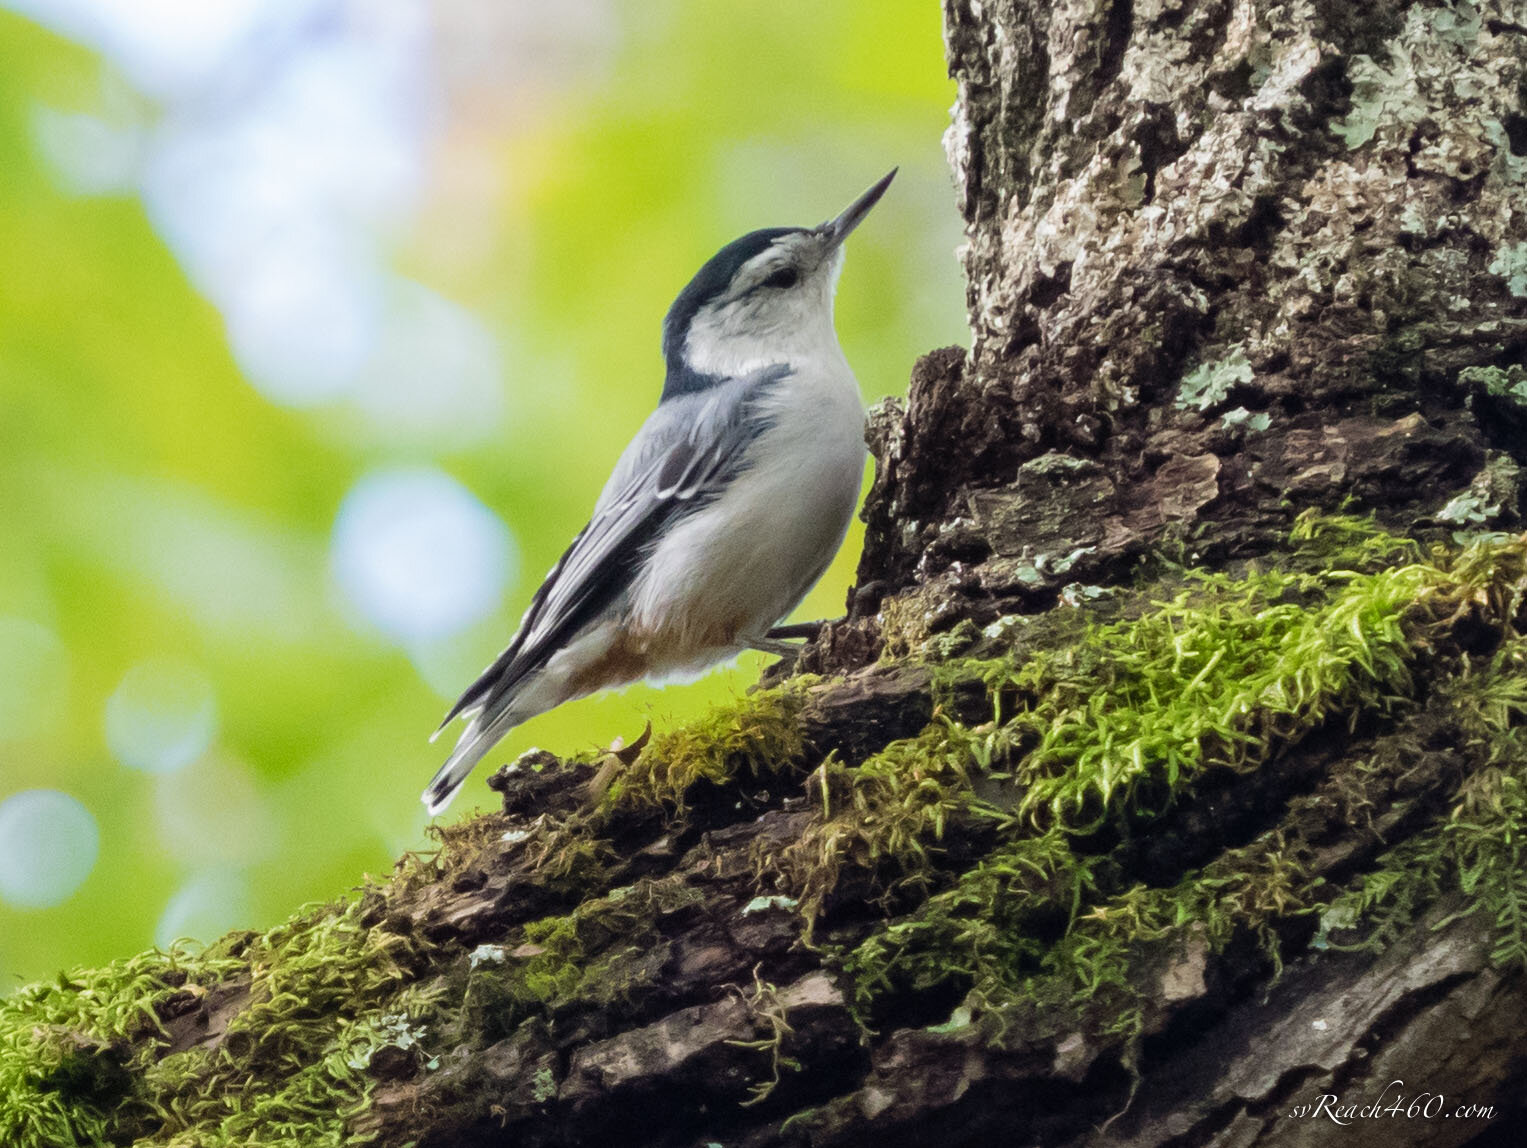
[6,3,1527,1147]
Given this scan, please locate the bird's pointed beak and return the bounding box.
[819,168,897,249]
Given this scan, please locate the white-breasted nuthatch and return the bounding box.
[422,169,896,814]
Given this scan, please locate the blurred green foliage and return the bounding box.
[0,0,963,987]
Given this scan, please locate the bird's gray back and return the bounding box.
[438,365,789,727]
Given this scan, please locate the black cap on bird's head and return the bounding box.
[660,170,897,394]
[662,226,802,372]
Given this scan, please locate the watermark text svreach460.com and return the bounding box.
[1289,1079,1495,1126]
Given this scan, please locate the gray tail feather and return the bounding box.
[422,707,518,816]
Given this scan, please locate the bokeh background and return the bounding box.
[0,0,965,987]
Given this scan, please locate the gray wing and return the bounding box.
[437,364,788,729]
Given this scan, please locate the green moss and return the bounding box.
[781,713,1018,926]
[1009,564,1424,828]
[0,898,441,1148]
[460,876,705,1039]
[1,869,708,1146]
[1320,637,1527,969]
[520,827,618,900]
[608,675,816,811]
[793,540,1421,907]
[7,516,1523,1140]
[390,814,517,899]
[1286,506,1423,568]
[1,948,195,1147]
[408,802,616,911]
[1032,826,1317,1035]
[789,524,1527,1042]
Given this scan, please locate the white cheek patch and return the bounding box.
[680,236,844,379]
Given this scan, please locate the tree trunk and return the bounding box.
[6,3,1527,1146]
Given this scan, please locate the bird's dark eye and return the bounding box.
[761,267,799,290]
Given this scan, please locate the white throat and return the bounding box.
[681,255,847,378]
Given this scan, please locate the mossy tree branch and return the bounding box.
[6,2,1527,1146]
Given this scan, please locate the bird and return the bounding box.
[422,169,896,815]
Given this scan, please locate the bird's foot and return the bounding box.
[585,721,652,807]
[764,619,827,642]
[745,636,804,658]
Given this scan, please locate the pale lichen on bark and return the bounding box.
[846,0,1527,658]
[949,0,1527,403]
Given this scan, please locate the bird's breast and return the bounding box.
[630,365,867,664]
